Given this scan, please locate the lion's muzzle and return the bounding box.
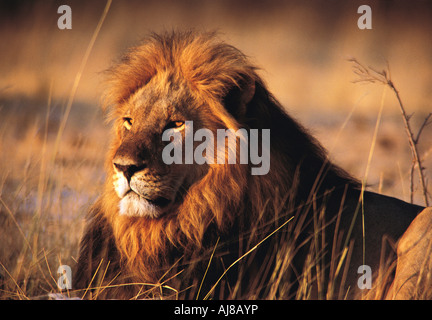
[112,155,177,218]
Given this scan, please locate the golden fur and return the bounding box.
[385,207,432,299]
[74,31,425,299]
[103,31,268,284]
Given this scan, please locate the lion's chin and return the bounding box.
[118,192,172,218]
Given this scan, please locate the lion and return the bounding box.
[74,31,427,299]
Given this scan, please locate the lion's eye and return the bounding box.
[165,121,185,130]
[123,117,133,130]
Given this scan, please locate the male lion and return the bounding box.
[74,31,427,299]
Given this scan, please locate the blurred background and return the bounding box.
[0,0,431,298]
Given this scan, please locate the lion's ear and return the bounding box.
[223,78,256,119]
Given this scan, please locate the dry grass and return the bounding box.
[0,97,107,298]
[0,1,431,299]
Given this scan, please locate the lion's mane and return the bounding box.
[74,31,360,298]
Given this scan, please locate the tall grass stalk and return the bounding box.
[52,0,112,162]
[349,58,431,206]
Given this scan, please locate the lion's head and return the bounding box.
[109,80,205,220]
[105,31,261,220]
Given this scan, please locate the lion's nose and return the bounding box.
[113,160,146,182]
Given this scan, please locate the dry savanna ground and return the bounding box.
[0,0,431,299]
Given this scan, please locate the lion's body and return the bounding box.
[74,31,425,299]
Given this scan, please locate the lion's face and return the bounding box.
[111,72,212,218]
